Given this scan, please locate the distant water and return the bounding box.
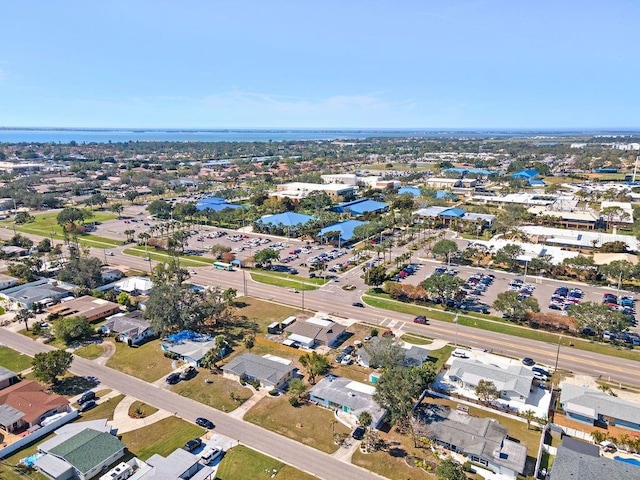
[0,128,638,144]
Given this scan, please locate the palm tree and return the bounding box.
[521,409,537,430]
[15,308,34,331]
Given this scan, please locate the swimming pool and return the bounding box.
[614,456,640,467]
[21,453,42,467]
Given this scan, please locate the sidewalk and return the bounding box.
[110,394,173,434]
[226,387,269,419]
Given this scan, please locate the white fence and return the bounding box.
[0,409,78,459]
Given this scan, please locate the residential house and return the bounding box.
[44,296,122,323]
[160,331,219,367]
[137,447,214,480]
[35,427,126,480]
[0,245,27,257]
[0,380,70,433]
[415,404,527,479]
[559,382,640,432]
[549,437,638,480]
[0,273,19,291]
[102,311,154,346]
[0,278,75,310]
[309,375,386,429]
[110,276,153,296]
[357,337,429,368]
[447,359,534,405]
[0,367,20,390]
[222,353,296,389]
[284,317,346,348]
[100,267,124,283]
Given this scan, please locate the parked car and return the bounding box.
[343,345,355,355]
[195,417,215,429]
[201,446,224,463]
[183,438,203,452]
[522,357,535,366]
[78,400,97,412]
[166,372,180,384]
[352,426,365,440]
[452,350,469,358]
[78,391,96,405]
[180,366,197,380]
[532,366,550,377]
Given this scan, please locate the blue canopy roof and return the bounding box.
[439,208,466,218]
[398,186,422,197]
[259,212,315,227]
[443,167,496,176]
[318,220,367,242]
[528,178,546,186]
[332,199,388,215]
[512,169,539,179]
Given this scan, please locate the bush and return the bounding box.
[288,396,299,407]
[268,389,279,396]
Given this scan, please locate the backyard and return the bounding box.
[244,394,350,454]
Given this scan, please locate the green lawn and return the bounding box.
[128,400,159,418]
[123,247,211,267]
[363,294,640,362]
[244,394,350,454]
[0,346,34,372]
[249,272,319,291]
[216,445,318,480]
[78,394,125,421]
[171,375,253,412]
[106,339,173,383]
[234,297,301,333]
[74,343,105,360]
[400,333,433,345]
[121,416,205,460]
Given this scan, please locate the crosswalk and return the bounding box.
[380,318,406,332]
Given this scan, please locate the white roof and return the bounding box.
[261,354,292,366]
[306,317,333,327]
[345,380,376,396]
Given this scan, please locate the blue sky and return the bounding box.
[1,1,639,129]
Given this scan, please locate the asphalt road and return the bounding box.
[0,330,382,480]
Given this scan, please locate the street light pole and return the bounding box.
[242,270,247,297]
[454,314,459,348]
[554,335,563,373]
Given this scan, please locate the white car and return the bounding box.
[452,350,469,359]
[200,446,224,463]
[288,288,299,293]
[106,251,114,256]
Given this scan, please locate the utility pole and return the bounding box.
[554,335,563,373]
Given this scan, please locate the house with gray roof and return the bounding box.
[0,367,19,390]
[309,375,386,429]
[415,404,527,479]
[357,336,429,368]
[35,427,126,480]
[283,317,346,348]
[447,359,534,404]
[559,382,640,432]
[549,437,639,480]
[102,311,154,346]
[138,448,214,480]
[0,278,75,310]
[222,353,295,389]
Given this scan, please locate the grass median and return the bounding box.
[123,247,212,267]
[249,272,319,291]
[363,294,640,362]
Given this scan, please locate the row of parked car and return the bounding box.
[549,286,583,311]
[507,278,535,300]
[308,248,349,266]
[391,264,421,282]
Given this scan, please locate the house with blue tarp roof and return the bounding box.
[318,220,366,243]
[332,198,388,215]
[398,186,422,197]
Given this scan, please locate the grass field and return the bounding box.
[400,333,433,345]
[216,445,318,480]
[244,394,350,454]
[73,343,105,360]
[106,339,173,383]
[78,394,125,422]
[171,375,253,412]
[249,272,319,291]
[121,416,205,460]
[363,294,640,362]
[0,346,33,372]
[233,297,300,333]
[123,247,211,267]
[128,400,159,418]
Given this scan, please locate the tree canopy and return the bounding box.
[493,291,540,321]
[32,350,73,385]
[421,274,465,304]
[568,302,627,337]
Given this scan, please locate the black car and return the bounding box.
[352,302,365,308]
[195,417,215,429]
[343,345,355,355]
[352,426,365,440]
[180,366,197,380]
[78,390,96,405]
[413,315,428,324]
[184,438,203,452]
[522,357,535,366]
[166,372,181,384]
[532,366,550,377]
[78,400,97,412]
